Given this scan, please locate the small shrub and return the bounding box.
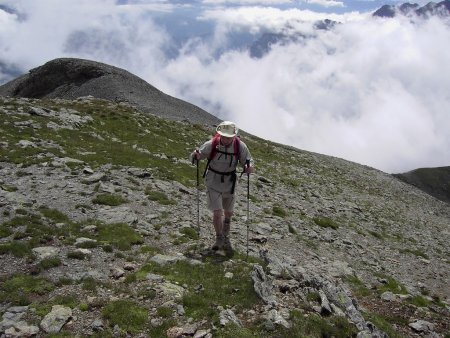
[0,241,32,257]
[145,188,176,205]
[67,250,88,260]
[2,185,18,192]
[272,206,287,218]
[0,274,54,305]
[81,277,98,291]
[97,223,144,251]
[102,244,114,253]
[0,225,12,238]
[139,245,162,255]
[92,193,127,206]
[313,216,338,230]
[400,248,429,260]
[102,300,148,333]
[368,230,384,239]
[179,227,199,240]
[39,257,62,269]
[409,295,430,307]
[156,306,173,318]
[39,207,69,223]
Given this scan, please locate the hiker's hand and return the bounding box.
[191,150,201,161]
[244,165,254,174]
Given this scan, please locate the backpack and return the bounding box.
[203,133,241,178]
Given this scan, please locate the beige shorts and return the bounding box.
[206,188,236,212]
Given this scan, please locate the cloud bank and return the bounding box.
[1,1,449,173]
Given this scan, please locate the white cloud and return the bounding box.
[158,16,450,173]
[203,0,292,4]
[302,0,344,8]
[1,1,449,173]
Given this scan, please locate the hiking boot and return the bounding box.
[223,236,234,257]
[212,235,225,251]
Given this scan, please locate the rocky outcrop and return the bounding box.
[0,58,220,125]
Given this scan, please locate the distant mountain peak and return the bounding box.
[0,58,219,125]
[373,1,450,18]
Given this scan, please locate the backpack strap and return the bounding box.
[203,134,221,178]
[203,134,241,178]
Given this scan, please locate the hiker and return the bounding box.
[190,121,254,253]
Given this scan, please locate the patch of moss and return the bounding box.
[96,223,144,250]
[0,274,54,305]
[145,188,176,205]
[92,193,128,206]
[102,300,148,333]
[313,216,338,230]
[272,205,287,218]
[38,256,62,269]
[179,227,199,240]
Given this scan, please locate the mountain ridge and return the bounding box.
[0,58,220,126]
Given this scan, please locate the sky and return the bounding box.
[0,0,449,173]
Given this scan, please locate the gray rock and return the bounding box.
[32,246,60,260]
[82,173,106,184]
[409,320,435,332]
[319,290,332,315]
[4,321,39,337]
[96,206,137,225]
[251,264,277,306]
[158,282,185,300]
[380,291,396,301]
[40,305,72,333]
[91,318,104,332]
[150,254,185,266]
[265,309,290,328]
[219,309,242,327]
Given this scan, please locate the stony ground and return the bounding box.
[0,97,449,337]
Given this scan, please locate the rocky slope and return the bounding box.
[0,58,219,125]
[0,96,449,337]
[394,167,450,204]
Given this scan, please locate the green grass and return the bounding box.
[409,295,431,307]
[277,311,357,338]
[362,313,404,338]
[272,205,287,218]
[375,274,408,295]
[39,256,62,269]
[0,241,33,257]
[313,216,339,230]
[102,300,148,333]
[134,259,260,321]
[399,248,429,260]
[39,206,70,223]
[179,227,199,240]
[96,223,144,250]
[92,193,128,206]
[145,188,176,205]
[345,275,371,297]
[0,274,54,305]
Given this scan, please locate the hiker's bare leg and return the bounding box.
[212,209,224,250]
[223,211,233,236]
[223,211,234,254]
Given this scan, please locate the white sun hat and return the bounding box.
[216,121,238,137]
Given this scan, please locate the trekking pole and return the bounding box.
[245,160,250,260]
[192,150,200,236]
